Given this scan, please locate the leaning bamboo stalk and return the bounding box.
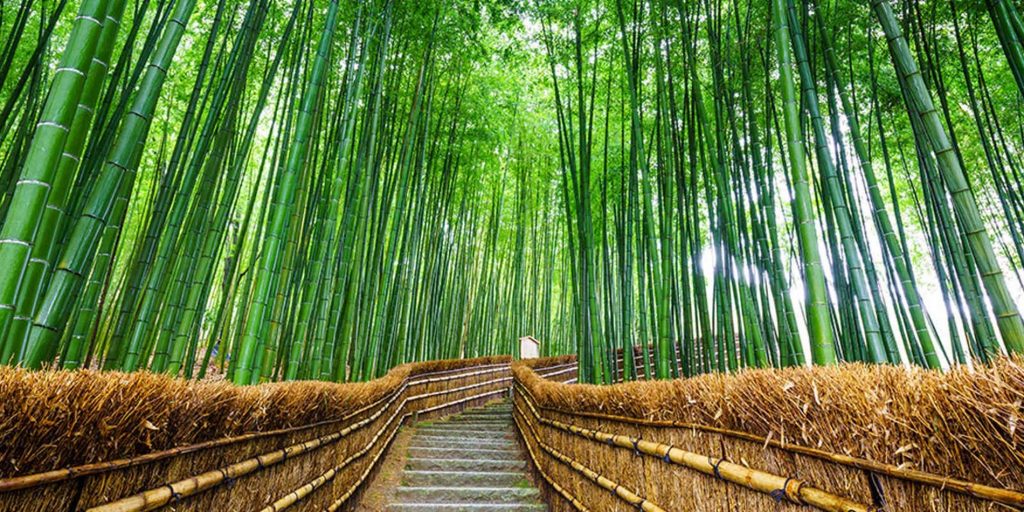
[513,371,1024,508]
[515,384,876,512]
[513,401,666,512]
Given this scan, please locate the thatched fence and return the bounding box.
[513,357,1024,512]
[0,356,514,511]
[4,353,1023,511]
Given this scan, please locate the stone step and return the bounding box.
[439,423,513,429]
[415,428,514,439]
[407,446,523,461]
[446,413,512,419]
[449,416,511,423]
[406,457,526,472]
[388,504,546,511]
[428,422,513,429]
[408,436,517,450]
[385,401,544,512]
[436,420,514,427]
[417,418,512,426]
[401,470,529,487]
[393,486,542,505]
[458,411,512,417]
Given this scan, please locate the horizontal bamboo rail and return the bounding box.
[534,365,576,379]
[0,363,509,494]
[513,400,666,512]
[86,370,512,512]
[515,383,875,512]
[324,407,405,512]
[516,376,1024,508]
[87,391,405,512]
[515,404,592,512]
[259,396,408,512]
[408,363,509,381]
[322,387,509,512]
[409,376,512,403]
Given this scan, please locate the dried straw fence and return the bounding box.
[514,357,1024,512]
[0,356,518,511]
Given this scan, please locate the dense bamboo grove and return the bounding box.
[0,0,1022,384]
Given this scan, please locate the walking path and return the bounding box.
[386,400,547,511]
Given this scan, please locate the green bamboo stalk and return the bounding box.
[871,0,1024,354]
[21,0,199,369]
[0,0,112,359]
[233,0,341,384]
[771,0,836,364]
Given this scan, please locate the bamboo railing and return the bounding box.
[512,358,1024,512]
[515,380,873,512]
[0,357,514,512]
[8,354,1020,512]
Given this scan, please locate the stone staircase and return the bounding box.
[387,400,547,511]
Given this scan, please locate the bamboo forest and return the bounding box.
[3,0,1024,384]
[2,0,1024,510]
[1,0,1024,386]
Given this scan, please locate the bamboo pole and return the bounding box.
[515,388,874,512]
[260,389,409,512]
[83,369,513,511]
[513,366,1024,508]
[516,399,592,512]
[514,399,667,512]
[1,360,511,496]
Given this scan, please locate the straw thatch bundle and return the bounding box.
[513,357,1024,512]
[0,366,404,478]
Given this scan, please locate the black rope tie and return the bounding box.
[221,468,236,488]
[867,470,887,508]
[709,456,724,480]
[770,477,793,503]
[166,484,183,503]
[632,437,642,456]
[663,445,674,463]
